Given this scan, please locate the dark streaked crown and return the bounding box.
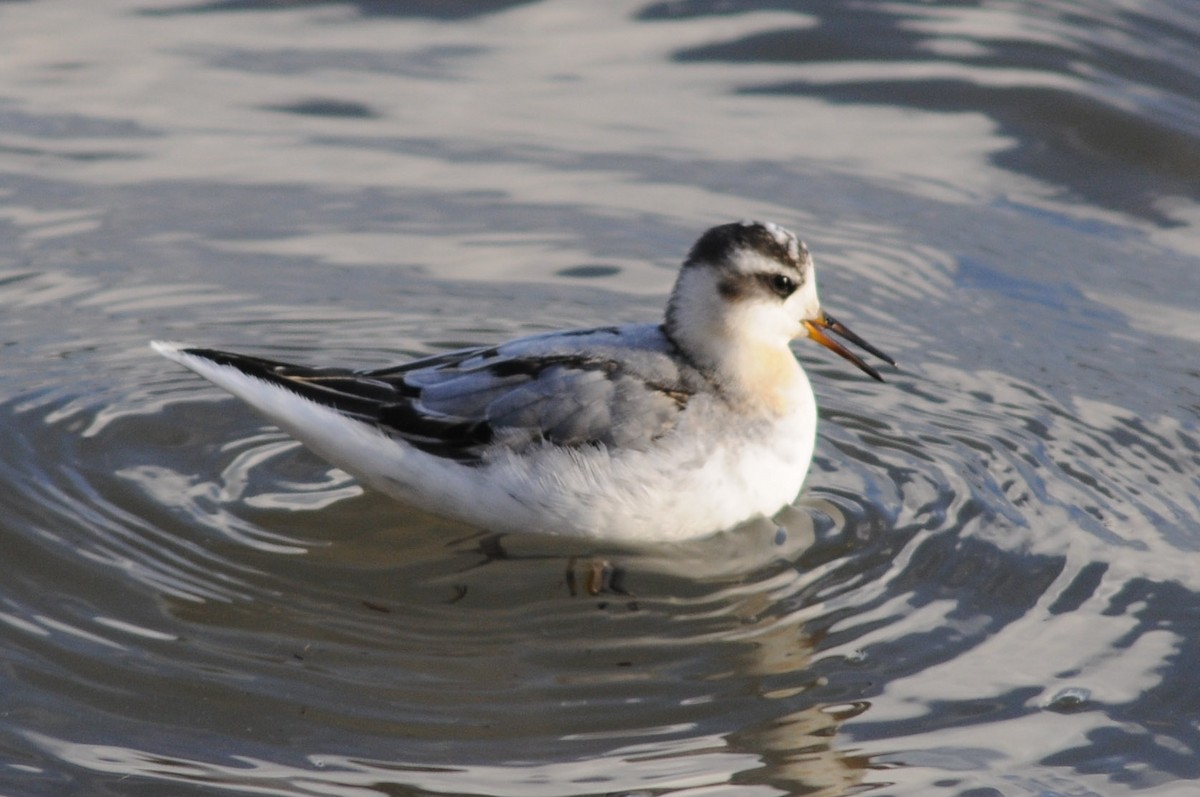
[685,221,810,273]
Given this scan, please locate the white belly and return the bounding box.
[388,392,820,542]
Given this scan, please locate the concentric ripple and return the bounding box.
[2,261,1193,795]
[2,1,1199,790]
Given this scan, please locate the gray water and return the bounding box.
[2,1,1199,795]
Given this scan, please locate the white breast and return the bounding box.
[444,385,820,541]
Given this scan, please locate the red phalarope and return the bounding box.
[153,221,894,542]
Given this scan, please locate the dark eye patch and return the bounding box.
[760,272,797,299]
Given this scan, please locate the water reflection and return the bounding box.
[0,309,891,792]
[20,502,873,796]
[3,0,1200,794]
[654,0,1200,226]
[142,0,540,20]
[5,191,1199,795]
[3,309,1136,794]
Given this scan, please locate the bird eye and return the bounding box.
[768,273,795,298]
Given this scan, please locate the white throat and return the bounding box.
[666,266,809,415]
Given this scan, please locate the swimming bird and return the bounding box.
[153,221,893,542]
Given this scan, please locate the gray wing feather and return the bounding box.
[176,325,701,465]
[414,359,686,452]
[378,324,698,460]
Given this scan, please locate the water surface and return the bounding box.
[2,1,1199,795]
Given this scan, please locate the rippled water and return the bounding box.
[3,1,1200,795]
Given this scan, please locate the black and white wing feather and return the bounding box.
[160,325,697,465]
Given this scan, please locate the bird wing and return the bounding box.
[175,325,697,464]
